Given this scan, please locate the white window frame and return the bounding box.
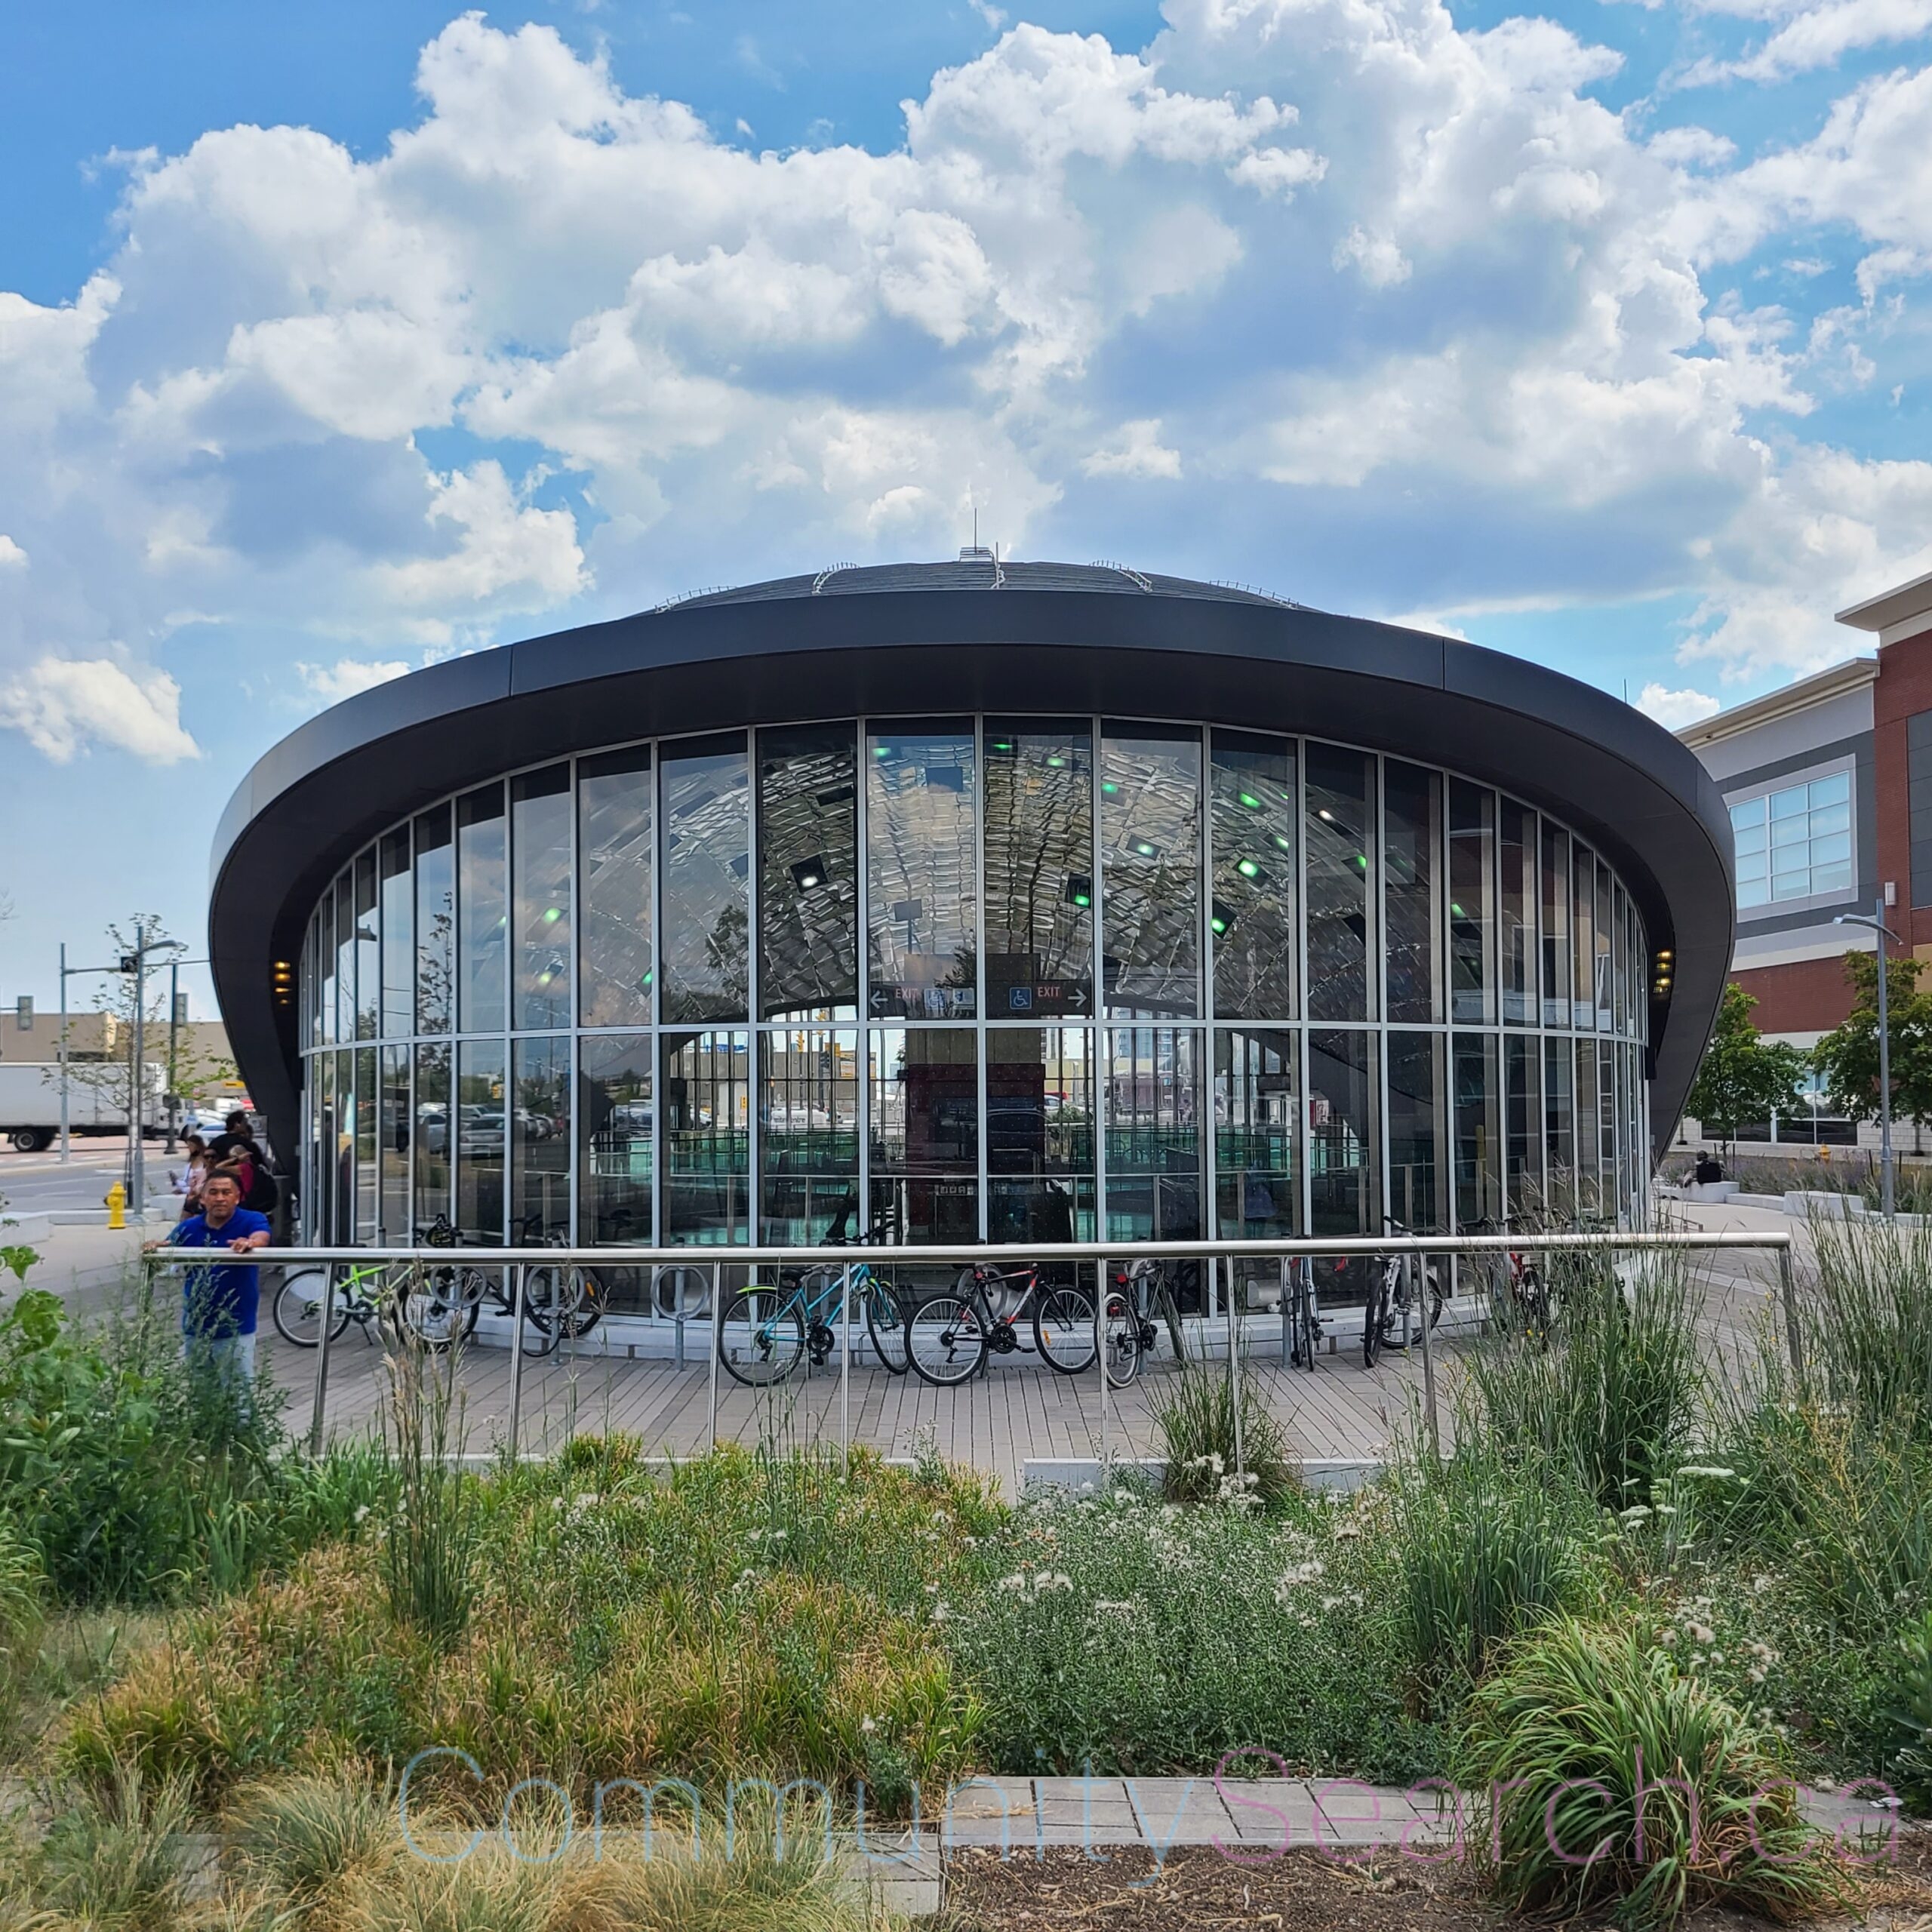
[1725,755,1857,921]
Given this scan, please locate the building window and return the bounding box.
[1729,770,1852,910]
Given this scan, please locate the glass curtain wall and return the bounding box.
[298,718,1655,1253]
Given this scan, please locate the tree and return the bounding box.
[1812,949,1932,1129]
[1685,982,1806,1152]
[60,917,237,1124]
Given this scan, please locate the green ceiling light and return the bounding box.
[1274,834,1292,851]
[1210,899,1235,937]
[874,744,892,759]
[1238,791,1262,810]
[543,906,562,924]
[1134,839,1159,859]
[1102,780,1119,795]
[1047,755,1065,768]
[1237,858,1261,879]
[1355,854,1368,870]
[1450,902,1464,918]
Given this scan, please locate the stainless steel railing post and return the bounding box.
[1778,1242,1805,1386]
[707,1261,721,1452]
[840,1262,853,1481]
[1226,1257,1244,1489]
[505,1263,529,1459]
[1416,1251,1441,1460]
[1097,1259,1110,1474]
[307,1259,336,1458]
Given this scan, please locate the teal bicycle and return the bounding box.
[717,1211,910,1386]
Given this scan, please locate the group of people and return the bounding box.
[146,1111,279,1389]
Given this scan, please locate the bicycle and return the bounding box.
[1284,1255,1324,1371]
[716,1211,910,1386]
[1099,1257,1189,1388]
[270,1222,516,1352]
[906,1260,1095,1387]
[1361,1218,1445,1370]
[1470,1216,1556,1343]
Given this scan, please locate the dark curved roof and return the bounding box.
[211,558,1734,1169]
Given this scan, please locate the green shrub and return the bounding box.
[1390,1437,1597,1706]
[0,1281,377,1607]
[1459,1617,1837,1929]
[228,1767,401,1907]
[950,1485,1428,1780]
[1152,1362,1296,1507]
[1468,1249,1703,1509]
[1888,1607,1932,1814]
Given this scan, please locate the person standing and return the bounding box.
[171,1134,211,1219]
[143,1170,270,1394]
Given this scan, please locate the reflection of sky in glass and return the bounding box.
[1383,761,1441,1026]
[867,724,977,1019]
[1306,746,1371,1023]
[985,721,1091,1017]
[579,751,653,1029]
[512,768,572,1032]
[758,726,857,1021]
[661,743,749,1024]
[1102,729,1199,1019]
[457,786,506,1035]
[1210,735,1297,1023]
[414,807,453,1036]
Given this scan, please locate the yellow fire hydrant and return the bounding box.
[105,1181,127,1229]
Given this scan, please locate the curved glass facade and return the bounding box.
[296,716,1652,1261]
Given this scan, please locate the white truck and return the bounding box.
[0,1061,166,1153]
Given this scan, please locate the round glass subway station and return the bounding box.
[208,559,1734,1300]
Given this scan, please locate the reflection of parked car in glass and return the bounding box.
[417,1107,449,1155]
[460,1109,504,1154]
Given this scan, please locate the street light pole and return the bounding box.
[57,942,69,1164]
[1836,901,1900,1219]
[129,923,147,1215]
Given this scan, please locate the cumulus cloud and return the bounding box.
[1638,681,1724,728]
[0,5,1929,773]
[1080,419,1183,478]
[0,657,198,763]
[297,657,413,705]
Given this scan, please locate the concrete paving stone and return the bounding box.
[1035,1777,1130,1804]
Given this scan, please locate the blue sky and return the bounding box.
[2,0,1930,1015]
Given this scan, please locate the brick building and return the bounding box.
[1675,568,1932,1149]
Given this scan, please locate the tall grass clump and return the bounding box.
[1460,1617,1837,1929]
[1889,1608,1932,1814]
[1802,1214,1932,1435]
[1389,1430,1598,1706]
[379,1315,480,1647]
[1152,1361,1296,1506]
[1467,1247,1703,1509]
[13,1761,201,1931]
[0,1512,42,1732]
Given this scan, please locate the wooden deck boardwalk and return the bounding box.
[265,1241,1787,1495]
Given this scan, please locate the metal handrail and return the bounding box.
[141,1226,1800,1471]
[139,1229,1792,1269]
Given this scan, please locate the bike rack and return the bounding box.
[146,1226,1803,1487]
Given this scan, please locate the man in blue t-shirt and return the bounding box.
[145,1169,271,1391]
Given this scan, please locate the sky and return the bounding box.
[2,0,1930,1017]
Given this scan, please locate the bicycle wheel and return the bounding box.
[393,1263,482,1351]
[272,1264,349,1346]
[1034,1282,1098,1376]
[517,1266,567,1356]
[718,1286,806,1386]
[1100,1286,1143,1388]
[1361,1273,1389,1369]
[555,1265,608,1340]
[1289,1278,1317,1370]
[863,1276,912,1375]
[907,1293,989,1386]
